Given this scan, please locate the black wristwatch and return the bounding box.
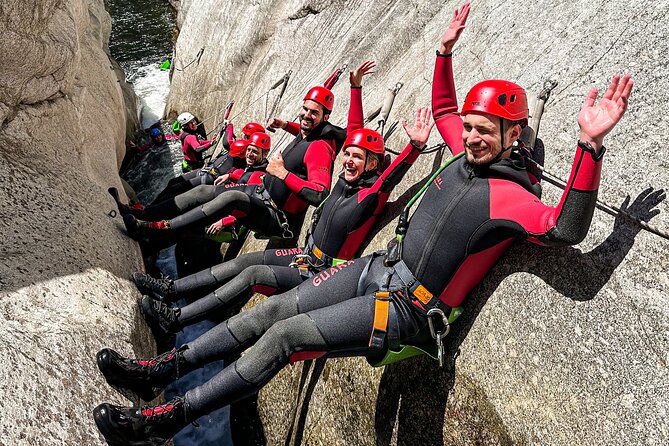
[577,140,606,161]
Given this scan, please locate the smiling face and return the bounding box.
[245,144,265,166]
[185,120,198,132]
[342,146,378,182]
[462,112,520,165]
[299,100,328,133]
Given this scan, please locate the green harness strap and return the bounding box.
[370,306,463,367]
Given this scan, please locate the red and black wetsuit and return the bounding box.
[145,53,606,420]
[151,127,244,204]
[170,141,421,328]
[139,119,346,238]
[167,87,419,328]
[180,129,215,171]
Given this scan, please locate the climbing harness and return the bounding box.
[254,183,294,239]
[363,153,466,367]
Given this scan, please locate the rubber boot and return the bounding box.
[140,296,181,341]
[108,187,145,217]
[123,215,170,239]
[132,272,175,298]
[93,396,190,446]
[96,346,189,404]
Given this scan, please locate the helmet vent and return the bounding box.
[510,94,516,103]
[497,94,507,106]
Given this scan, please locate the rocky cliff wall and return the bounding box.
[166,0,669,444]
[0,1,151,444]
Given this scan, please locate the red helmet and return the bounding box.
[304,86,335,113]
[229,140,249,158]
[242,122,265,137]
[343,128,384,155]
[248,132,271,151]
[461,80,528,124]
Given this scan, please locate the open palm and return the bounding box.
[578,74,634,145]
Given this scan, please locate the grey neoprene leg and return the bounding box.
[177,265,280,326]
[181,288,300,366]
[169,189,251,230]
[184,296,377,416]
[173,251,265,295]
[173,184,217,211]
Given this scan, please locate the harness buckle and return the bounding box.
[427,308,449,368]
[289,254,310,268]
[280,221,294,239]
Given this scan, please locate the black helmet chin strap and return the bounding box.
[491,118,514,163]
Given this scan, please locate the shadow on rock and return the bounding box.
[373,187,665,445]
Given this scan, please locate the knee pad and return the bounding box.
[236,314,326,385]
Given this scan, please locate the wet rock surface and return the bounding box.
[0,0,149,444]
[168,0,669,444]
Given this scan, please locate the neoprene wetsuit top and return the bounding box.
[262,121,346,215]
[181,130,215,169]
[412,52,603,310]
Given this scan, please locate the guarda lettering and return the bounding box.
[312,260,354,286]
[276,247,303,257]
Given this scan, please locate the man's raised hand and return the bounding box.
[440,3,470,55]
[578,74,634,152]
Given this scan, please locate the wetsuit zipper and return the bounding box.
[413,166,476,279]
[318,184,350,249]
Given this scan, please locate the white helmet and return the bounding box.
[177,112,195,126]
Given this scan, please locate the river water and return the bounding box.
[104,2,235,445]
[105,0,174,128]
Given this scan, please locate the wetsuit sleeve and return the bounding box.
[221,124,235,152]
[284,121,301,136]
[347,86,364,133]
[228,168,244,183]
[184,134,213,153]
[283,140,334,206]
[374,142,420,194]
[432,54,464,155]
[504,145,603,247]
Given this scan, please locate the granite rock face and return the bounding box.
[166,0,669,444]
[0,1,150,444]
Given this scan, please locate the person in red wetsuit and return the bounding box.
[92,5,635,443]
[178,112,219,172]
[147,121,265,205]
[121,86,346,241]
[130,65,434,340]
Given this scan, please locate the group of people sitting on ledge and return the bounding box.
[94,4,635,445]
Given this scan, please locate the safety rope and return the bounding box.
[526,158,669,241]
[173,47,205,72]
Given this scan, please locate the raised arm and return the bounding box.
[348,60,377,133]
[432,3,469,154]
[504,75,634,246]
[373,107,435,194]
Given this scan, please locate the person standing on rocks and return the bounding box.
[120,85,346,242]
[91,5,635,443]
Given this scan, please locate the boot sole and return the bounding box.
[93,405,167,446]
